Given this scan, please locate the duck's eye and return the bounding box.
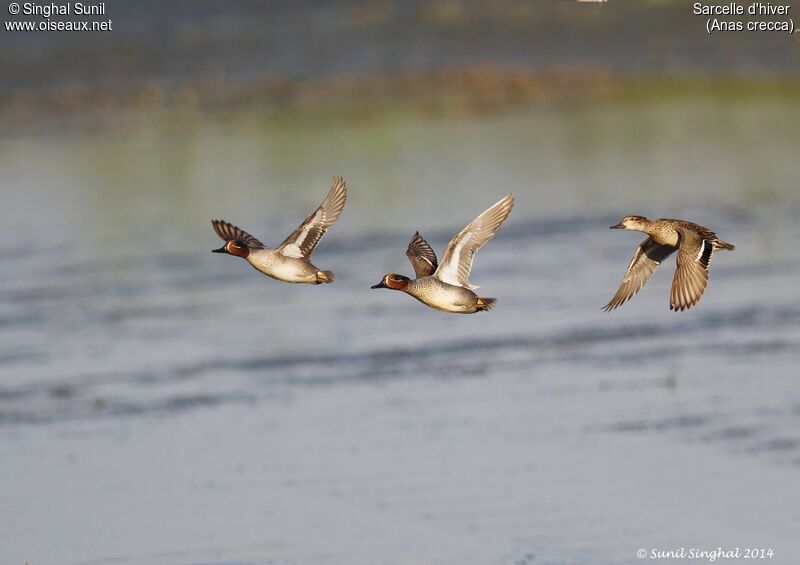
[390,275,402,282]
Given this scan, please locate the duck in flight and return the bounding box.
[604,215,735,312]
[211,177,347,284]
[371,194,514,313]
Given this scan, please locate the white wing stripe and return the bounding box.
[438,238,469,287]
[280,210,321,258]
[434,194,514,289]
[276,177,346,259]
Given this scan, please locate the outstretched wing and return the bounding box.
[434,194,514,290]
[211,220,265,249]
[277,176,348,259]
[603,237,676,311]
[405,231,438,278]
[670,229,711,311]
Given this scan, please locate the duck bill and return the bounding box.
[212,245,229,254]
[371,280,388,289]
[610,223,625,229]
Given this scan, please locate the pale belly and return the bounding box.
[409,279,480,313]
[246,251,319,283]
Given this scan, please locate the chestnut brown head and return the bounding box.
[212,240,250,258]
[371,274,411,291]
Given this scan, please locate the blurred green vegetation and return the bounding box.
[1,1,798,135]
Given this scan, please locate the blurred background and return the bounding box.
[1,2,800,564]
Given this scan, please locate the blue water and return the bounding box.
[1,97,799,564]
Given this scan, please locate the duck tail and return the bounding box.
[315,270,336,284]
[715,239,735,251]
[476,297,497,312]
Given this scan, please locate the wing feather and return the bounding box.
[670,231,710,311]
[277,177,347,258]
[406,231,439,278]
[434,194,514,289]
[603,237,676,311]
[211,220,265,249]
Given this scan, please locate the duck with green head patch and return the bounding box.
[211,177,347,284]
[372,194,514,314]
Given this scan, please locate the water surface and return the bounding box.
[1,91,799,564]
